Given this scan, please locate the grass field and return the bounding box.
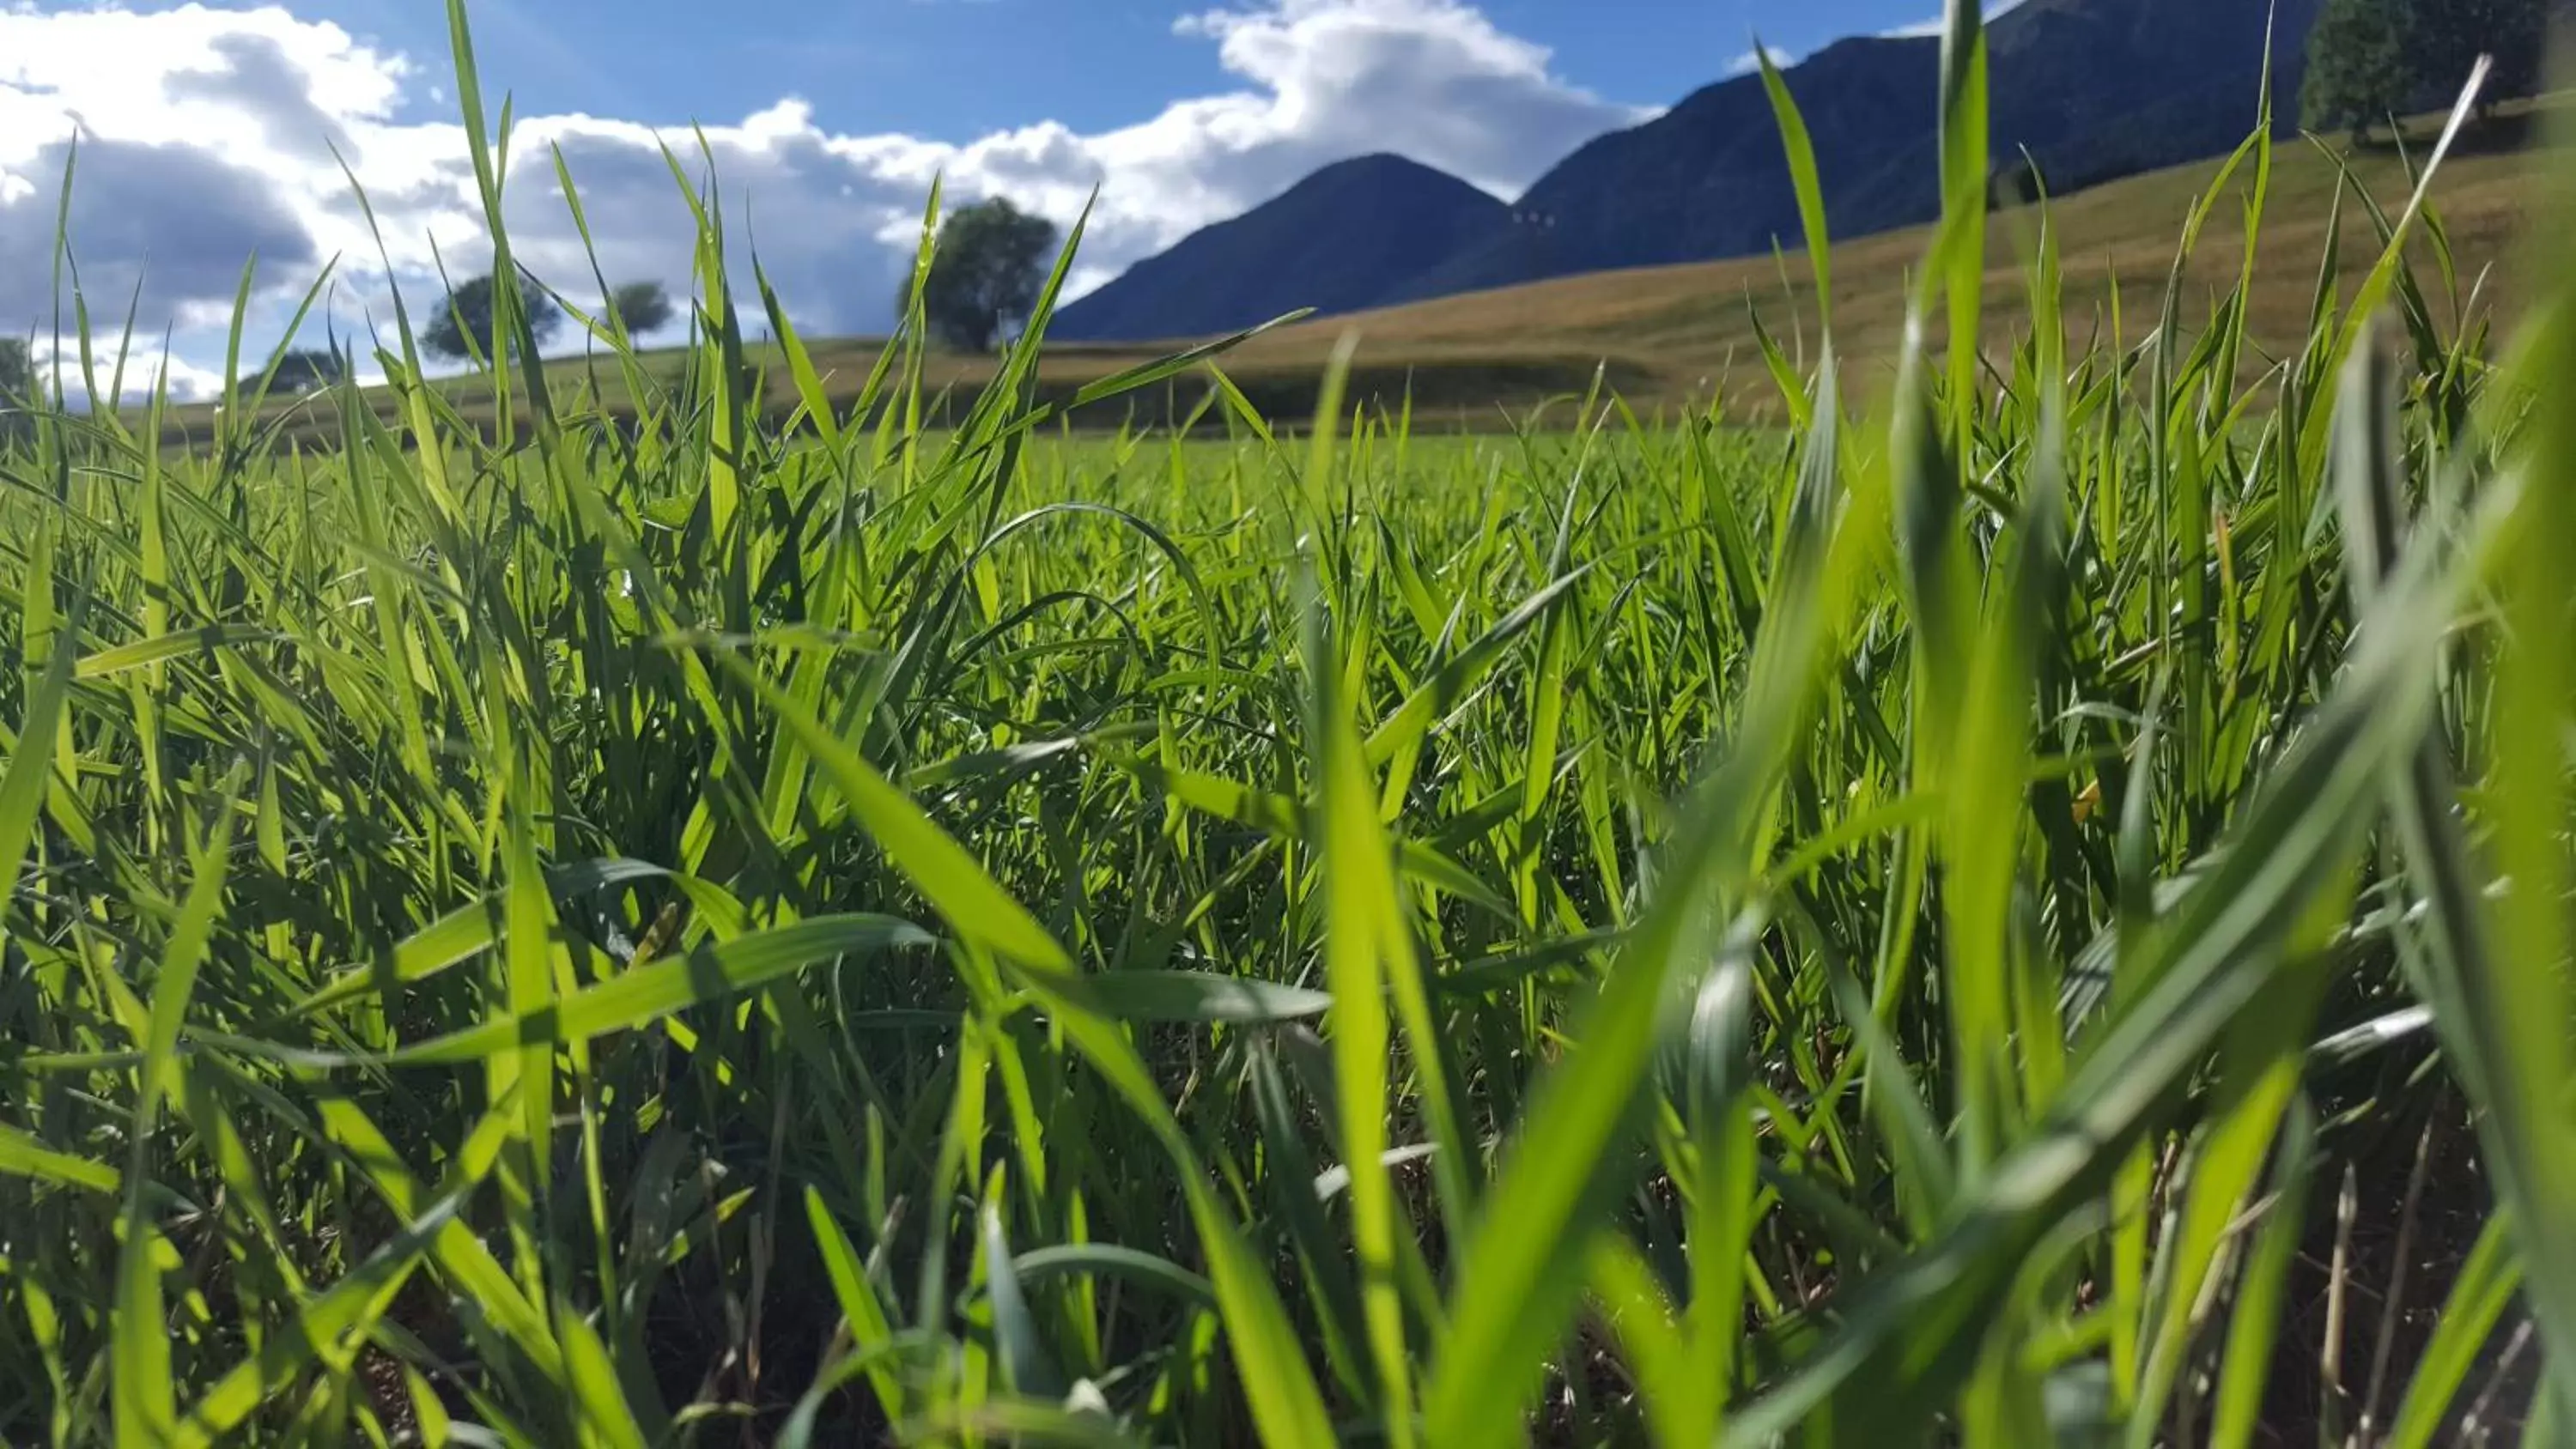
[8,6,2576,1447]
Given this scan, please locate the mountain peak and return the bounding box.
[1061,0,2328,342]
[1307,151,1458,179]
[1052,154,1504,343]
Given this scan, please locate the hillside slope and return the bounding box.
[1051,155,1507,342]
[1254,120,2543,407]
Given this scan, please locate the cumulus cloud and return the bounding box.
[0,134,319,334]
[27,337,230,408]
[1,3,447,347]
[0,0,1645,373]
[164,32,362,166]
[1164,0,1647,204]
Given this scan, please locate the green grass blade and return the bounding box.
[0,1124,120,1195]
[113,791,238,1446]
[713,649,1072,973]
[375,915,932,1064]
[2209,1098,2318,1449]
[1309,589,1420,1442]
[1755,40,1832,337]
[2381,1212,2521,1449]
[1078,971,1332,1024]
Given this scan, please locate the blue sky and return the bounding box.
[0,0,1959,397]
[187,0,1947,138]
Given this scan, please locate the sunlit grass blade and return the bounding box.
[1039,1000,1337,1446]
[1425,364,1868,1446]
[167,1186,473,1448]
[113,787,237,1446]
[711,649,1072,973]
[2208,1096,2316,1449]
[364,915,931,1064]
[1724,461,2491,1442]
[1078,971,1332,1023]
[1308,588,1419,1443]
[0,1124,119,1196]
[2381,1212,2522,1449]
[0,591,79,967]
[4,9,2563,1441]
[2469,104,2576,1423]
[1754,39,1832,337]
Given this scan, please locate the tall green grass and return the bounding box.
[2,1,2570,1443]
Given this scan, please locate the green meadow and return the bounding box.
[3,3,2573,1446]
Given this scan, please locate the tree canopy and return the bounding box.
[268,348,349,395]
[2304,0,2414,140]
[0,338,33,444]
[423,271,564,362]
[611,280,676,336]
[0,338,32,407]
[902,198,1059,353]
[2304,0,2551,141]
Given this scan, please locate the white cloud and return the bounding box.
[1880,0,2032,39]
[27,337,228,408]
[0,132,319,336]
[1165,0,1646,203]
[0,0,1644,375]
[1724,43,1799,76]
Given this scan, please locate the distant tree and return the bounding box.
[268,348,349,395]
[0,338,33,407]
[611,280,676,336]
[423,271,563,362]
[2304,0,2415,143]
[0,338,34,445]
[2409,0,2550,115]
[900,197,1059,353]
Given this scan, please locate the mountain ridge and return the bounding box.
[1049,153,1507,343]
[1054,0,2327,343]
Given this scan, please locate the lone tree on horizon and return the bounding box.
[902,197,1059,353]
[2305,0,2551,143]
[0,338,33,405]
[269,347,349,394]
[0,338,34,444]
[610,280,676,336]
[424,270,564,362]
[2304,0,2415,142]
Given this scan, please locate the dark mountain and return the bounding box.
[1394,0,2320,303]
[1060,0,2324,339]
[1051,154,1507,342]
[1387,34,1939,304]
